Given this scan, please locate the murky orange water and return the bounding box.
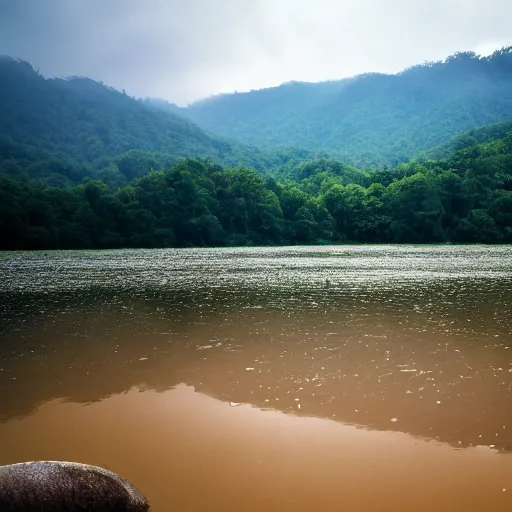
[0,246,511,510]
[0,385,511,511]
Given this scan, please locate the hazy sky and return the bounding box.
[0,0,511,105]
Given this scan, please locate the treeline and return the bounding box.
[1,130,511,249]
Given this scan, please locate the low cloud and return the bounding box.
[1,0,511,104]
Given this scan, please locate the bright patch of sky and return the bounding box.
[1,0,511,105]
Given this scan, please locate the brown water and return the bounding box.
[0,245,511,511]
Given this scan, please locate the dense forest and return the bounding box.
[175,48,512,166]
[2,127,511,249]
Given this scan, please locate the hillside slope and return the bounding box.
[0,57,295,186]
[175,48,512,166]
[420,120,512,160]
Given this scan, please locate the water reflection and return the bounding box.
[1,246,511,454]
[2,384,511,512]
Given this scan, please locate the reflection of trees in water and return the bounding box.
[0,280,511,453]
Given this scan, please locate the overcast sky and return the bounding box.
[0,0,511,105]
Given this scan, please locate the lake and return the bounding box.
[0,245,511,511]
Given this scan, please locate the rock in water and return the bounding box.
[0,461,150,511]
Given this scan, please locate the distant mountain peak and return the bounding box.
[172,47,512,166]
[0,58,283,185]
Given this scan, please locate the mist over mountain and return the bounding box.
[1,49,512,249]
[0,56,297,186]
[169,48,512,166]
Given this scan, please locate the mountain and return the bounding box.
[0,57,298,186]
[173,48,512,167]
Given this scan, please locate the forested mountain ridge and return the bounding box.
[1,51,511,249]
[0,56,305,187]
[2,126,511,249]
[3,51,512,190]
[174,48,512,166]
